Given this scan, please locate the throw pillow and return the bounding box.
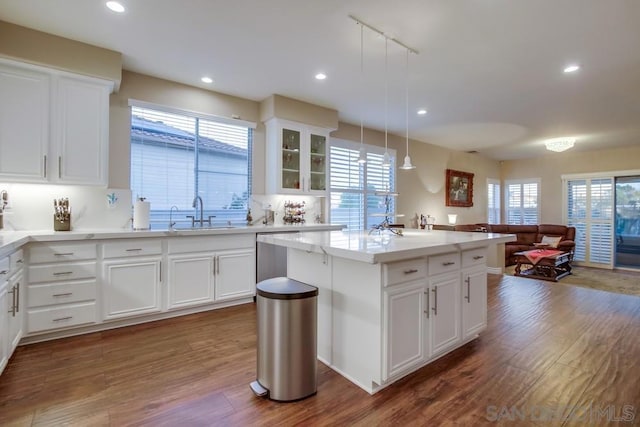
[541,235,562,248]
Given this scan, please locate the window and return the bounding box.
[505,179,540,225]
[487,179,501,224]
[565,177,613,265]
[130,103,253,229]
[329,139,396,230]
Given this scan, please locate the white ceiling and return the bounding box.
[1,0,639,160]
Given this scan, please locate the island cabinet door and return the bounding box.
[428,272,462,357]
[462,266,488,340]
[382,282,427,381]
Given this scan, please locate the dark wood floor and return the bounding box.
[2,274,640,426]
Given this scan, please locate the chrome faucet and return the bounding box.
[192,196,204,226]
[169,205,179,230]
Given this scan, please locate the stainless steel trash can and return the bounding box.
[250,277,318,402]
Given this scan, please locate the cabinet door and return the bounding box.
[0,285,8,373]
[103,258,161,319]
[281,125,303,193]
[462,266,487,339]
[7,272,24,354]
[167,254,215,309]
[0,64,49,182]
[54,76,109,185]
[383,282,426,381]
[215,250,255,301]
[429,272,461,357]
[307,130,328,193]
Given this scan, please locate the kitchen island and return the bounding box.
[257,229,515,394]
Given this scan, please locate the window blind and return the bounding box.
[329,139,396,230]
[131,106,252,229]
[487,179,501,224]
[505,180,539,225]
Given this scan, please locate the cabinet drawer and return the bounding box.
[462,248,487,268]
[428,252,460,276]
[28,279,96,308]
[9,249,24,272]
[168,234,254,254]
[103,240,162,258]
[384,258,427,286]
[29,243,96,264]
[28,261,96,283]
[27,302,97,333]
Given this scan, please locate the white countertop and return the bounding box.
[257,229,516,264]
[0,223,344,257]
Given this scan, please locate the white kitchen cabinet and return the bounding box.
[26,242,98,334]
[0,62,49,182]
[215,249,255,301]
[167,253,215,309]
[0,59,112,186]
[53,75,110,185]
[462,265,488,340]
[265,118,329,195]
[7,250,25,356]
[0,257,9,374]
[102,240,163,320]
[382,281,427,381]
[428,271,461,357]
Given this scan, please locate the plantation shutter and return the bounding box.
[487,179,501,224]
[505,180,539,225]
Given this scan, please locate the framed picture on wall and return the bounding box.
[446,169,474,207]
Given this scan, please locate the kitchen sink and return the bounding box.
[168,225,237,231]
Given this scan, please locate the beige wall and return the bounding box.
[0,20,121,85]
[332,123,501,226]
[260,95,339,130]
[501,145,640,224]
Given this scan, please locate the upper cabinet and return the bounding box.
[265,118,329,195]
[0,59,113,186]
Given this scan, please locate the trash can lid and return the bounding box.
[256,277,318,300]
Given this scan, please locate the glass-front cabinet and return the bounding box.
[266,118,329,195]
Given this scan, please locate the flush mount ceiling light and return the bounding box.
[201,76,213,84]
[417,109,427,115]
[545,137,576,152]
[106,1,125,13]
[315,73,327,80]
[564,64,580,73]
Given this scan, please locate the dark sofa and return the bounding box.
[453,223,576,266]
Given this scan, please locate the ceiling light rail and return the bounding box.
[348,15,419,55]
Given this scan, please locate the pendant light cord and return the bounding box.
[360,24,364,149]
[384,38,388,154]
[405,48,409,153]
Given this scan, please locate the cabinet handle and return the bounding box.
[53,271,73,276]
[159,261,162,283]
[404,269,419,275]
[16,282,19,313]
[125,248,143,252]
[17,259,23,264]
[53,292,73,297]
[424,290,430,319]
[442,261,455,266]
[44,155,47,178]
[432,287,438,316]
[465,277,471,302]
[0,270,8,275]
[473,255,484,260]
[53,316,73,322]
[58,156,62,179]
[8,286,16,317]
[54,252,75,256]
[216,256,220,275]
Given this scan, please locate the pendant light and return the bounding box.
[382,37,391,168]
[399,48,416,170]
[357,23,367,164]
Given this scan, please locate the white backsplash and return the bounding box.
[0,183,132,231]
[249,194,325,225]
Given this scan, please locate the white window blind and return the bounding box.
[330,139,396,230]
[505,179,539,225]
[565,177,613,265]
[487,179,501,224]
[130,105,252,229]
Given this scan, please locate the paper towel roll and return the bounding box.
[133,200,150,230]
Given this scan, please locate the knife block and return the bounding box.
[54,214,71,231]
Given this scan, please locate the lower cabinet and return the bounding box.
[103,257,162,319]
[462,265,488,339]
[215,250,255,301]
[383,281,427,380]
[429,272,462,357]
[7,271,25,353]
[167,253,215,309]
[0,278,8,373]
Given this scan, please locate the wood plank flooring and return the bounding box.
[1,274,640,426]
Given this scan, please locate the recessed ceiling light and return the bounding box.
[417,109,427,115]
[201,76,213,84]
[106,1,125,13]
[563,64,580,73]
[315,73,327,80]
